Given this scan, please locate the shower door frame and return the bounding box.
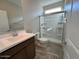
[39,11,66,42]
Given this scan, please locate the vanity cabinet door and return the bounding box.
[26,42,35,59]
[11,48,27,59]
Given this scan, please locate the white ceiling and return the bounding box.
[7,0,62,7]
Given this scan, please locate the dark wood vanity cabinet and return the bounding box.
[11,48,27,59]
[0,36,36,59]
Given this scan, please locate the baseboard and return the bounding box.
[64,49,70,59]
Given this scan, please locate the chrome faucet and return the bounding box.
[12,30,18,36]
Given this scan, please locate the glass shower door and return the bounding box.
[40,12,64,42]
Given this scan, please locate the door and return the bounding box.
[40,12,65,42]
[64,0,79,59]
[0,10,9,34]
[26,42,35,59]
[11,48,27,59]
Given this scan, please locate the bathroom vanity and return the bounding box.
[0,31,36,59]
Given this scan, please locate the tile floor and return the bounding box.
[35,40,63,59]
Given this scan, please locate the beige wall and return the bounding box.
[22,0,43,33]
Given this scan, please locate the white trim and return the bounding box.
[68,39,79,55]
[64,49,70,59]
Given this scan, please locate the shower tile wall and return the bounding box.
[40,13,64,41]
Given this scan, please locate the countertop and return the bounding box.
[0,30,35,53]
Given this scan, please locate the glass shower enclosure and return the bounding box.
[39,11,65,43]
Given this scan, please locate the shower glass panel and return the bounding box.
[40,12,64,42]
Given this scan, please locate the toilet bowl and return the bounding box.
[38,38,48,44]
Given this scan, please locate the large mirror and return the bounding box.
[0,0,24,34]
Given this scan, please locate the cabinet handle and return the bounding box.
[0,55,11,59]
[28,45,32,48]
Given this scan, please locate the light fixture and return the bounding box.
[45,7,62,14]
